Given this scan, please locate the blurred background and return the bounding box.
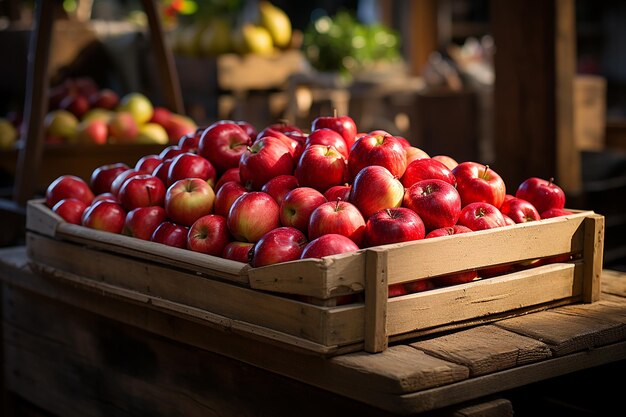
[0,0,625,269]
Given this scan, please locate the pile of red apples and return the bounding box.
[45,114,571,295]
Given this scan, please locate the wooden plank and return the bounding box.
[582,214,605,302]
[601,269,626,298]
[26,233,363,348]
[494,309,626,356]
[383,212,589,284]
[26,199,62,238]
[450,398,514,417]
[410,325,552,377]
[364,248,388,353]
[387,263,582,336]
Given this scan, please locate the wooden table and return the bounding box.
[1,246,625,416]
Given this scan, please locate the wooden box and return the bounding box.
[574,75,607,151]
[25,200,604,356]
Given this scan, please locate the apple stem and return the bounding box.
[335,198,342,211]
[549,177,555,186]
[482,165,489,178]
[385,208,393,218]
[145,185,152,205]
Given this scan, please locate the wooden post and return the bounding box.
[406,0,439,76]
[582,214,604,303]
[492,0,579,194]
[364,249,388,353]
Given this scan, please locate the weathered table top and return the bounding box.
[1,246,625,415]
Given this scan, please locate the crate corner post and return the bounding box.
[364,248,389,353]
[582,213,605,303]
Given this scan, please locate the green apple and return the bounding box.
[117,93,154,125]
[44,109,78,142]
[82,108,113,123]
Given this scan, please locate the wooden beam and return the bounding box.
[406,0,438,76]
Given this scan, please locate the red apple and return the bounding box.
[502,214,516,226]
[152,159,174,185]
[261,174,299,205]
[214,180,248,217]
[300,234,360,259]
[432,155,459,170]
[324,184,351,202]
[89,88,119,110]
[108,111,138,144]
[452,162,506,208]
[163,113,197,144]
[118,174,166,211]
[388,283,408,298]
[187,214,231,256]
[404,279,435,294]
[59,94,90,119]
[214,167,241,192]
[123,206,167,240]
[222,241,254,263]
[76,118,108,145]
[267,120,302,134]
[499,197,540,223]
[401,158,456,188]
[110,169,142,196]
[45,175,95,208]
[198,122,251,174]
[405,146,430,165]
[52,198,88,225]
[305,128,349,159]
[347,134,407,181]
[311,114,358,150]
[239,136,294,190]
[149,106,172,126]
[516,177,566,214]
[177,127,204,152]
[227,191,280,243]
[425,224,473,239]
[134,154,163,174]
[93,193,119,204]
[402,179,461,231]
[81,200,126,233]
[167,152,217,187]
[349,165,404,220]
[150,221,189,249]
[90,163,130,196]
[280,187,327,233]
[250,227,308,267]
[308,200,366,247]
[256,127,304,159]
[159,145,185,161]
[294,144,347,193]
[165,178,216,226]
[541,207,573,219]
[457,202,507,231]
[433,270,478,287]
[364,207,425,247]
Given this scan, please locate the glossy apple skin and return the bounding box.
[165,178,216,227]
[300,234,360,259]
[214,181,248,217]
[227,191,280,243]
[502,214,516,226]
[123,206,167,240]
[222,241,254,263]
[425,224,473,239]
[402,179,462,231]
[401,158,456,188]
[305,128,349,159]
[432,155,459,170]
[405,146,430,165]
[324,184,351,202]
[256,127,304,160]
[52,198,88,225]
[308,200,366,247]
[294,144,347,194]
[92,193,119,204]
[311,115,358,150]
[516,177,566,214]
[261,174,299,206]
[159,145,185,161]
[452,162,506,208]
[499,197,540,223]
[198,122,251,174]
[150,221,189,249]
[151,159,173,185]
[167,152,217,187]
[46,175,95,208]
[134,154,162,174]
[90,163,130,196]
[540,207,573,219]
[280,187,327,233]
[250,227,308,267]
[457,202,507,231]
[214,167,241,192]
[187,214,231,256]
[433,270,478,287]
[404,279,435,294]
[81,200,126,234]
[177,127,204,152]
[347,134,407,181]
[118,174,166,211]
[388,283,408,298]
[239,136,294,190]
[364,207,425,247]
[349,165,404,220]
[110,169,142,196]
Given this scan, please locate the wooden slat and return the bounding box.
[26,199,62,238]
[494,309,626,356]
[410,325,552,377]
[364,248,388,353]
[382,212,590,284]
[601,269,626,298]
[582,214,605,302]
[450,398,514,417]
[387,263,581,336]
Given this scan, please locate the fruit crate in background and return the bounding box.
[25,200,604,356]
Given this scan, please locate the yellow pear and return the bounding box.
[135,123,169,145]
[259,1,292,48]
[238,24,274,55]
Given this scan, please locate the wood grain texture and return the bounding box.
[582,214,605,302]
[451,398,514,417]
[411,325,552,376]
[364,248,388,353]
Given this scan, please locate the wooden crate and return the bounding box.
[25,200,604,356]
